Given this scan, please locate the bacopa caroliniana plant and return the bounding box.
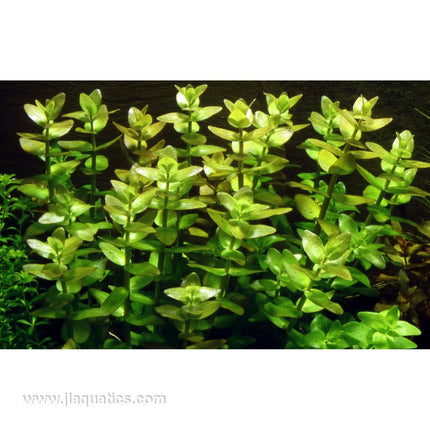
[13,84,427,349]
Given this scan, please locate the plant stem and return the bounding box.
[123,213,133,346]
[182,319,191,348]
[252,147,268,192]
[314,128,358,235]
[238,128,244,189]
[221,235,237,297]
[154,184,170,306]
[90,122,97,219]
[44,125,54,201]
[186,119,192,167]
[364,156,402,226]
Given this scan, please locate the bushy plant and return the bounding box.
[0,174,56,348]
[12,84,428,349]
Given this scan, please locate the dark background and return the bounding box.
[1,80,430,221]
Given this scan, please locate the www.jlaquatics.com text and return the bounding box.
[22,392,167,407]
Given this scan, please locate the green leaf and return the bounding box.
[72,320,91,344]
[157,112,189,123]
[155,304,187,321]
[355,246,385,269]
[128,292,153,306]
[80,93,98,116]
[184,301,221,319]
[187,262,227,277]
[321,263,352,280]
[386,335,418,349]
[386,185,430,197]
[247,224,276,239]
[131,188,157,214]
[181,133,207,146]
[305,289,343,315]
[267,128,294,147]
[220,249,246,265]
[243,127,271,142]
[359,117,392,132]
[155,227,178,246]
[357,310,386,332]
[342,321,373,346]
[244,207,292,221]
[302,230,325,264]
[135,166,163,182]
[18,184,49,200]
[328,153,356,175]
[332,193,373,205]
[338,214,358,235]
[32,308,67,319]
[303,138,343,156]
[263,299,302,318]
[309,111,329,135]
[19,137,45,156]
[99,242,126,266]
[316,219,340,236]
[70,308,107,320]
[27,239,54,259]
[170,166,202,182]
[89,89,102,108]
[393,321,421,336]
[228,267,263,276]
[48,293,74,309]
[189,145,226,156]
[186,339,227,349]
[125,262,160,277]
[101,287,128,314]
[324,233,351,260]
[130,276,153,291]
[51,160,80,176]
[63,266,97,282]
[62,339,77,349]
[399,159,430,169]
[57,140,91,151]
[24,103,47,126]
[125,313,162,326]
[339,112,360,139]
[208,126,240,141]
[318,149,337,172]
[356,164,384,189]
[192,106,222,121]
[218,297,245,316]
[228,219,250,240]
[167,199,206,211]
[38,211,65,224]
[294,194,320,220]
[48,120,74,139]
[84,155,109,171]
[303,330,327,348]
[249,278,279,292]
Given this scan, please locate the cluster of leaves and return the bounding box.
[0,174,56,348]
[373,220,430,332]
[14,85,427,349]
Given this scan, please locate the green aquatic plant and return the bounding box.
[0,174,55,348]
[11,85,428,349]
